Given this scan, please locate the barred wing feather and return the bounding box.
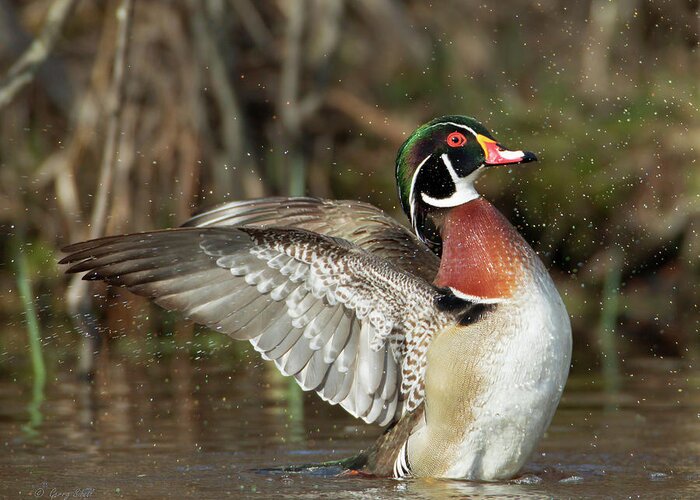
[60,227,454,425]
[183,197,440,283]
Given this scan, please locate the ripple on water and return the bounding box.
[0,350,698,498]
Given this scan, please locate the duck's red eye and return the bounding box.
[446,131,467,147]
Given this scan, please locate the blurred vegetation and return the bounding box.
[0,0,698,371]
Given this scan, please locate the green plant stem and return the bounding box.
[13,233,46,435]
[598,249,622,395]
[289,153,306,197]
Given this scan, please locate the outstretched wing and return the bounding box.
[182,197,440,283]
[61,227,476,425]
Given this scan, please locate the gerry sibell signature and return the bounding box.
[33,482,95,498]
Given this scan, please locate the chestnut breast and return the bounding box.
[434,198,534,299]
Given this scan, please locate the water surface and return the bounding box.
[1,333,698,498]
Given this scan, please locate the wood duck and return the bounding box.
[60,115,572,480]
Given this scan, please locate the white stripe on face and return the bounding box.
[448,286,504,304]
[426,121,480,139]
[420,154,481,208]
[408,154,432,235]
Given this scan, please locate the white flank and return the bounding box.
[448,268,571,479]
[405,262,572,480]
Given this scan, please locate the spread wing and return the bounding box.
[60,227,479,426]
[182,197,440,283]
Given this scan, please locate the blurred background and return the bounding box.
[0,1,699,496]
[1,0,697,369]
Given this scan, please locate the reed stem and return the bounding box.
[598,249,622,394]
[13,231,46,436]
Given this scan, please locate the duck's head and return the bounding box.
[395,115,537,253]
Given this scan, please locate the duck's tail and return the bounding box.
[255,406,424,478]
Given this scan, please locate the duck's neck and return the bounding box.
[434,198,534,300]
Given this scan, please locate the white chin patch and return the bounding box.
[421,182,479,207]
[420,154,481,208]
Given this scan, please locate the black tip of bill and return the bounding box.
[521,151,538,163]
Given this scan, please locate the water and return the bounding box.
[1,333,698,498]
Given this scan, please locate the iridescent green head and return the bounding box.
[395,115,537,251]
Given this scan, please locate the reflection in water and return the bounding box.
[264,366,306,446]
[0,332,698,498]
[23,382,44,440]
[596,248,623,396]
